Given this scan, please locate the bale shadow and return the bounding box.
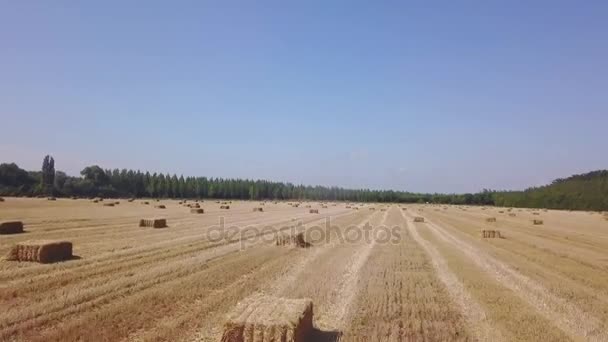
[309,328,342,342]
[43,255,82,264]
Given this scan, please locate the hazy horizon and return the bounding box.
[2,1,607,193]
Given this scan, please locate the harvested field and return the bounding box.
[1,199,608,341]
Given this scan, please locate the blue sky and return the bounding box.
[1,1,607,193]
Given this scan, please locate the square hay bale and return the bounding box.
[128,198,135,202]
[221,294,314,342]
[532,219,544,225]
[508,213,516,217]
[220,205,230,209]
[188,203,201,208]
[486,217,497,223]
[498,210,504,213]
[253,207,264,212]
[103,203,115,207]
[381,208,387,212]
[481,230,503,239]
[0,221,24,234]
[275,232,309,248]
[155,205,166,209]
[532,212,540,216]
[369,208,375,211]
[321,205,328,209]
[305,205,311,208]
[139,219,167,228]
[92,199,99,203]
[0,197,4,202]
[142,201,150,205]
[345,206,351,209]
[413,217,425,222]
[190,208,205,214]
[6,240,73,263]
[309,209,319,214]
[47,197,56,201]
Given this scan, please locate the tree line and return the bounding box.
[1,156,607,210]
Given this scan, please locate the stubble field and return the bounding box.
[1,198,608,341]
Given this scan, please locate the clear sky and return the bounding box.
[1,1,607,193]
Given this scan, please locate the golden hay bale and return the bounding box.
[345,206,351,208]
[221,294,314,342]
[0,197,4,202]
[142,201,150,205]
[190,208,205,214]
[128,198,135,202]
[220,205,230,210]
[103,203,115,207]
[532,219,544,225]
[139,218,167,228]
[321,205,328,209]
[92,199,99,203]
[532,212,540,216]
[481,230,503,239]
[0,221,24,234]
[381,208,387,212]
[498,210,504,213]
[253,207,264,212]
[275,232,309,248]
[508,213,516,217]
[305,205,311,208]
[369,208,375,211]
[402,207,407,210]
[309,209,319,214]
[413,217,425,222]
[155,205,166,209]
[6,240,73,263]
[486,217,497,223]
[47,197,56,201]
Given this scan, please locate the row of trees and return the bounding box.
[1,156,607,210]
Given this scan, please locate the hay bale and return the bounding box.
[345,206,351,209]
[481,230,503,239]
[253,207,264,212]
[128,198,135,202]
[532,212,540,216]
[508,213,516,217]
[139,219,167,228]
[533,219,544,225]
[190,208,205,214]
[498,210,504,213]
[0,221,24,234]
[103,203,115,207]
[369,208,375,211]
[275,232,309,248]
[92,199,99,203]
[321,205,328,209]
[0,197,4,202]
[6,240,73,263]
[381,208,387,212]
[221,294,314,342]
[155,205,166,209]
[142,201,150,205]
[220,205,230,209]
[309,209,319,214]
[486,217,497,223]
[413,217,425,222]
[47,197,56,201]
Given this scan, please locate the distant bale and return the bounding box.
[533,212,540,216]
[481,230,503,239]
[402,207,407,210]
[305,205,312,208]
[190,208,205,214]
[188,203,201,208]
[114,201,120,205]
[381,208,387,212]
[139,218,167,228]
[0,221,24,235]
[221,294,314,342]
[508,213,516,217]
[220,205,230,210]
[486,217,497,223]
[309,209,319,214]
[253,207,264,212]
[345,206,351,209]
[369,208,375,211]
[128,198,135,202]
[275,232,310,248]
[321,205,328,209]
[6,240,73,263]
[0,197,4,202]
[498,210,504,213]
[47,197,56,201]
[532,219,544,225]
[92,199,99,203]
[141,201,150,205]
[103,203,115,207]
[155,205,166,209]
[413,217,425,222]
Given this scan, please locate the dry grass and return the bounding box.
[1,199,608,341]
[220,294,313,342]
